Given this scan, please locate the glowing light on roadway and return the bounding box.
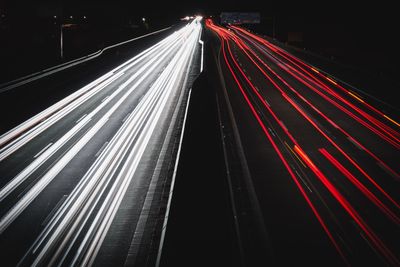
[0,17,203,266]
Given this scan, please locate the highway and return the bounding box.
[0,17,202,266]
[206,19,400,266]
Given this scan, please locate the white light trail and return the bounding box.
[0,28,188,204]
[199,39,204,73]
[1,18,202,267]
[0,25,191,159]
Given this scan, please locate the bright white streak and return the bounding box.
[0,27,190,233]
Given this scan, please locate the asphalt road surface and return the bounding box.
[207,19,400,266]
[0,17,202,267]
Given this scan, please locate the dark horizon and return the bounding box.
[2,1,397,56]
[2,1,399,86]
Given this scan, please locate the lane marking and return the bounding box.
[284,141,307,168]
[122,113,131,123]
[76,114,87,124]
[95,141,109,158]
[41,195,68,226]
[268,127,276,137]
[377,161,400,181]
[101,95,109,102]
[347,137,364,150]
[294,169,313,192]
[33,143,53,158]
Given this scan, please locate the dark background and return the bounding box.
[0,1,398,265]
[0,0,398,85]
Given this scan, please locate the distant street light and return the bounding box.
[60,23,63,59]
[69,15,73,19]
[83,15,87,19]
[142,17,146,22]
[53,15,57,19]
[58,6,64,60]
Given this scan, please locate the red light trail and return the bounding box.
[207,18,400,266]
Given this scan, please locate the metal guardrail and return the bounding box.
[0,27,172,93]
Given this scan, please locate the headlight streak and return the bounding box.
[80,31,199,267]
[207,19,400,266]
[8,18,202,267]
[0,30,186,206]
[0,25,190,160]
[0,72,122,162]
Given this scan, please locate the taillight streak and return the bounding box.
[283,67,400,149]
[209,19,400,266]
[233,36,399,177]
[319,148,400,225]
[232,26,400,139]
[294,145,400,266]
[207,21,348,264]
[225,30,400,206]
[236,36,400,150]
[283,93,400,211]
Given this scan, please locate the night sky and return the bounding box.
[1,0,398,81]
[2,0,397,22]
